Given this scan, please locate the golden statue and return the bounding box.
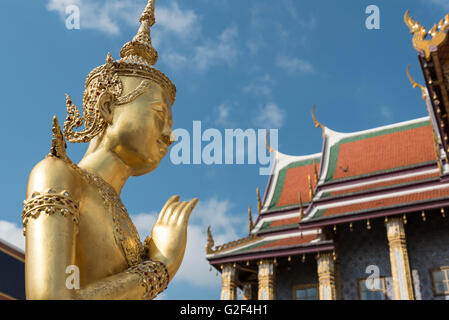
[21,0,198,300]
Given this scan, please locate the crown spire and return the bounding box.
[120,0,158,66]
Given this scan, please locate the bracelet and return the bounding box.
[22,190,80,235]
[127,260,169,300]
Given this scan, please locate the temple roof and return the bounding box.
[206,229,333,264]
[261,151,321,214]
[318,117,435,185]
[302,116,446,226]
[207,116,444,262]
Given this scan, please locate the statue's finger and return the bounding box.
[162,201,183,224]
[179,198,199,225]
[171,201,189,223]
[157,195,180,223]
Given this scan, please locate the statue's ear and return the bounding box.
[97,91,115,125]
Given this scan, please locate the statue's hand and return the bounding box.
[145,195,198,280]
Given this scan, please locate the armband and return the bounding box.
[126,260,169,300]
[22,190,80,235]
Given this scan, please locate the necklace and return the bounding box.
[50,116,144,267]
[77,167,145,267]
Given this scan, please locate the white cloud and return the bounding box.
[380,105,393,120]
[244,74,274,97]
[276,55,314,74]
[215,104,231,126]
[429,0,449,10]
[46,0,142,35]
[131,198,244,288]
[191,26,239,71]
[0,221,25,251]
[46,0,199,38]
[254,103,285,129]
[46,1,238,72]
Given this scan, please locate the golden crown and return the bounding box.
[64,0,176,144]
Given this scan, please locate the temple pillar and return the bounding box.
[386,217,415,300]
[258,260,275,300]
[242,282,257,300]
[316,252,337,300]
[220,264,237,300]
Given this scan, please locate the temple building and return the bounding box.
[0,239,25,300]
[206,11,449,300]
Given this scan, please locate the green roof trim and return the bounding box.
[231,240,273,254]
[268,157,321,210]
[260,221,272,231]
[325,119,430,182]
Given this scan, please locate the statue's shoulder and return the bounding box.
[26,117,82,200]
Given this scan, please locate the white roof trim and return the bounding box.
[304,181,449,221]
[261,151,321,213]
[315,168,439,199]
[318,117,431,186]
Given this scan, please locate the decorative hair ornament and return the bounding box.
[64,53,123,143]
[64,0,176,144]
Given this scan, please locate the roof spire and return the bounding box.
[311,105,325,138]
[308,175,314,201]
[313,160,319,185]
[206,226,215,254]
[256,186,262,212]
[406,65,427,101]
[248,206,254,234]
[265,130,278,154]
[299,192,304,220]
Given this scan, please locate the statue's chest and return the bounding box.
[80,170,144,268]
[109,201,144,267]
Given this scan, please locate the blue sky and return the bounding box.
[0,0,448,299]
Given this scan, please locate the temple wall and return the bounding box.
[275,257,318,300]
[336,219,394,300]
[406,211,449,300]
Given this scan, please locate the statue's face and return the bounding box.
[103,76,173,176]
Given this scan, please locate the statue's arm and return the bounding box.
[24,157,168,300]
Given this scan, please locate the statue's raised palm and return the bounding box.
[146,196,198,279]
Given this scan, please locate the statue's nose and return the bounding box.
[161,126,175,147]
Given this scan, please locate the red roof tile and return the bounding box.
[326,121,435,182]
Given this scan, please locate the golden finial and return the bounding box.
[308,175,314,201]
[406,65,427,101]
[442,208,446,218]
[248,206,254,234]
[349,222,353,232]
[311,105,325,139]
[403,213,407,225]
[366,219,371,230]
[120,0,158,66]
[299,192,304,220]
[421,211,427,222]
[49,116,68,160]
[206,226,215,254]
[313,160,319,184]
[404,10,449,60]
[265,130,278,154]
[256,186,262,212]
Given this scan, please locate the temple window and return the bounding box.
[292,284,318,300]
[358,278,387,300]
[431,267,449,296]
